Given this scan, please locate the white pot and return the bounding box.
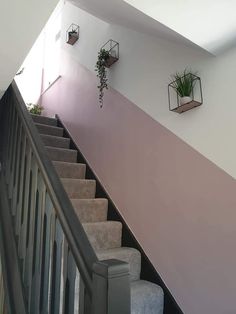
[180,96,192,105]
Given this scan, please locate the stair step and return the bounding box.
[35,123,64,137]
[71,198,108,223]
[97,247,141,281]
[41,134,70,149]
[61,178,96,199]
[83,221,122,250]
[46,146,77,163]
[31,114,57,126]
[131,280,164,314]
[53,161,86,179]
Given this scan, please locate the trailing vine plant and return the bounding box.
[95,49,110,107]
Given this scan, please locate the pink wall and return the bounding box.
[42,50,236,314]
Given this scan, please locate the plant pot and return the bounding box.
[67,33,79,45]
[180,96,192,105]
[104,55,118,68]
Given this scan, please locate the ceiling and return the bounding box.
[0,0,59,99]
[124,0,236,55]
[68,0,207,52]
[69,0,236,55]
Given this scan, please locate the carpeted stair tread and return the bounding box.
[41,134,70,149]
[61,178,96,199]
[36,123,64,137]
[97,247,141,281]
[31,114,57,126]
[53,161,86,179]
[71,198,108,223]
[46,146,77,163]
[83,221,122,250]
[131,280,164,314]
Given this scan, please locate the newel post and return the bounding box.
[91,259,130,314]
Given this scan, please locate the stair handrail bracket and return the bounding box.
[0,81,130,314]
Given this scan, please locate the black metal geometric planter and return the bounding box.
[101,39,119,68]
[168,73,203,113]
[66,23,79,45]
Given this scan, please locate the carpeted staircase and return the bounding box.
[32,114,164,314]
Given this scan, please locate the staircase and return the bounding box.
[32,114,164,313]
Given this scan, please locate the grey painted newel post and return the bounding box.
[92,259,130,314]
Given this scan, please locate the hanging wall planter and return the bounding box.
[66,23,79,45]
[168,69,203,113]
[95,40,119,107]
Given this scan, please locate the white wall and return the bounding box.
[59,2,236,179]
[15,1,63,105]
[0,0,59,97]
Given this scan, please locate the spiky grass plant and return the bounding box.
[171,69,196,97]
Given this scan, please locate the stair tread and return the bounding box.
[46,146,77,163]
[53,161,86,179]
[71,198,108,223]
[61,178,96,199]
[41,134,70,149]
[35,123,64,136]
[46,146,77,153]
[83,221,122,250]
[35,123,63,131]
[97,247,141,281]
[131,280,164,314]
[31,114,57,126]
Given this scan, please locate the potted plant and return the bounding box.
[66,24,79,45]
[95,49,110,107]
[68,29,78,40]
[27,103,43,115]
[171,69,196,105]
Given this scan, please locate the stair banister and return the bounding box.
[0,81,130,314]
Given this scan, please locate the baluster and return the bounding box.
[30,170,46,314]
[18,144,32,263]
[40,192,55,313]
[11,123,22,216]
[79,278,92,314]
[64,248,77,314]
[2,99,12,175]
[15,132,27,237]
[50,217,64,314]
[8,114,19,202]
[23,154,39,305]
[6,106,15,186]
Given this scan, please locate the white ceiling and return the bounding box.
[124,0,236,55]
[68,0,208,52]
[69,0,236,55]
[0,0,59,98]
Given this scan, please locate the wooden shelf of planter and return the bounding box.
[171,100,202,113]
[67,33,79,45]
[105,55,119,68]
